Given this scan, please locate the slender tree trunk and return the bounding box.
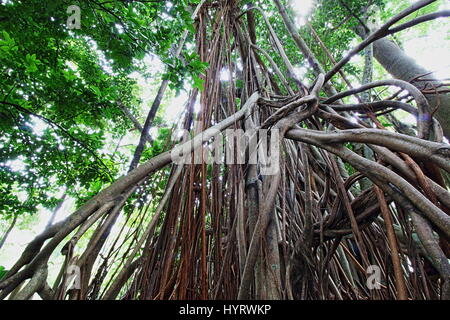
[273,0,337,96]
[0,215,17,251]
[128,80,169,171]
[128,0,207,171]
[45,194,66,230]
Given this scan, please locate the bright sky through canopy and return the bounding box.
[291,0,314,26]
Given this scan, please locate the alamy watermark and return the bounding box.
[65,264,81,290]
[170,128,280,175]
[366,265,382,290]
[66,5,81,29]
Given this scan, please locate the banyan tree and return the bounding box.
[0,0,449,300]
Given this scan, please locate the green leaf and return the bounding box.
[91,86,101,96]
[192,74,204,91]
[0,266,8,281]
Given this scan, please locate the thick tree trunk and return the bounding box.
[371,37,450,138]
